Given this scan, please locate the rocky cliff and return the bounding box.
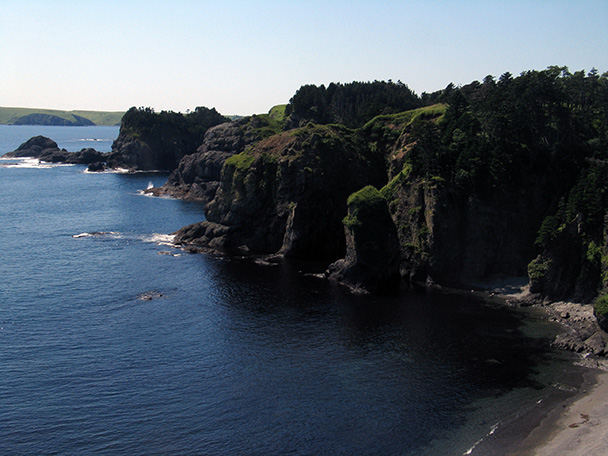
[174,123,386,260]
[151,115,284,202]
[168,71,608,338]
[106,107,228,172]
[326,185,400,294]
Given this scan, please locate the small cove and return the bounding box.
[0,125,585,455]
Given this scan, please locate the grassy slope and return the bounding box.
[0,107,124,126]
[268,104,287,123]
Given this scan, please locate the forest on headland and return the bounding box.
[8,66,608,338]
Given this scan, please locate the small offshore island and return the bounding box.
[5,66,608,453]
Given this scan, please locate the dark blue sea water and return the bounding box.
[0,126,581,455]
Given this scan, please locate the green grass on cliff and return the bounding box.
[343,185,385,228]
[0,107,124,126]
[380,163,413,200]
[225,151,255,171]
[595,294,608,316]
[268,104,287,123]
[347,185,385,207]
[362,103,447,132]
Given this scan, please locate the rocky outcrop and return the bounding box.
[4,135,59,157]
[326,186,400,294]
[40,147,106,165]
[152,115,284,202]
[105,132,183,171]
[105,106,228,172]
[174,123,386,260]
[3,135,106,165]
[370,166,547,290]
[545,301,608,356]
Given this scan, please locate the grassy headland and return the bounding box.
[0,106,124,126]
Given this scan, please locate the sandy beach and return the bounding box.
[519,370,608,456]
[473,276,608,455]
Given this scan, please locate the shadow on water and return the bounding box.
[210,256,552,381]
[185,254,560,455]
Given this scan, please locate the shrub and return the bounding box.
[528,256,551,280]
[343,186,385,228]
[595,294,608,316]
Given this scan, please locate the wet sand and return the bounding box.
[522,370,608,455]
[465,276,608,455]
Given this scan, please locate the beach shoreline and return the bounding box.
[515,369,608,455]
[464,276,608,455]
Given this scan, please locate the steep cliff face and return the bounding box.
[327,101,553,291]
[327,186,400,294]
[156,115,282,201]
[528,162,608,303]
[106,128,194,171]
[105,107,228,172]
[174,123,386,260]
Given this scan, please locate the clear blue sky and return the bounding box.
[1,0,606,115]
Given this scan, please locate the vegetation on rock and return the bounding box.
[167,69,608,316]
[107,106,229,171]
[285,80,421,128]
[0,106,124,126]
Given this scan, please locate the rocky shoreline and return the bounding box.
[3,135,106,166]
[7,132,608,362]
[467,277,608,362]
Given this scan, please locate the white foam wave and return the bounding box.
[141,233,175,246]
[0,158,74,169]
[462,422,501,455]
[82,167,134,175]
[136,189,150,196]
[72,231,177,249]
[73,231,121,239]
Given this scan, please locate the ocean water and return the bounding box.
[0,126,581,455]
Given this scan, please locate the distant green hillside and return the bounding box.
[0,107,124,126]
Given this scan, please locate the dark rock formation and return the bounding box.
[3,135,59,157]
[106,134,165,171]
[87,161,107,172]
[105,106,228,172]
[40,147,105,165]
[174,123,386,261]
[3,136,106,165]
[546,302,608,356]
[326,186,400,294]
[154,115,284,202]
